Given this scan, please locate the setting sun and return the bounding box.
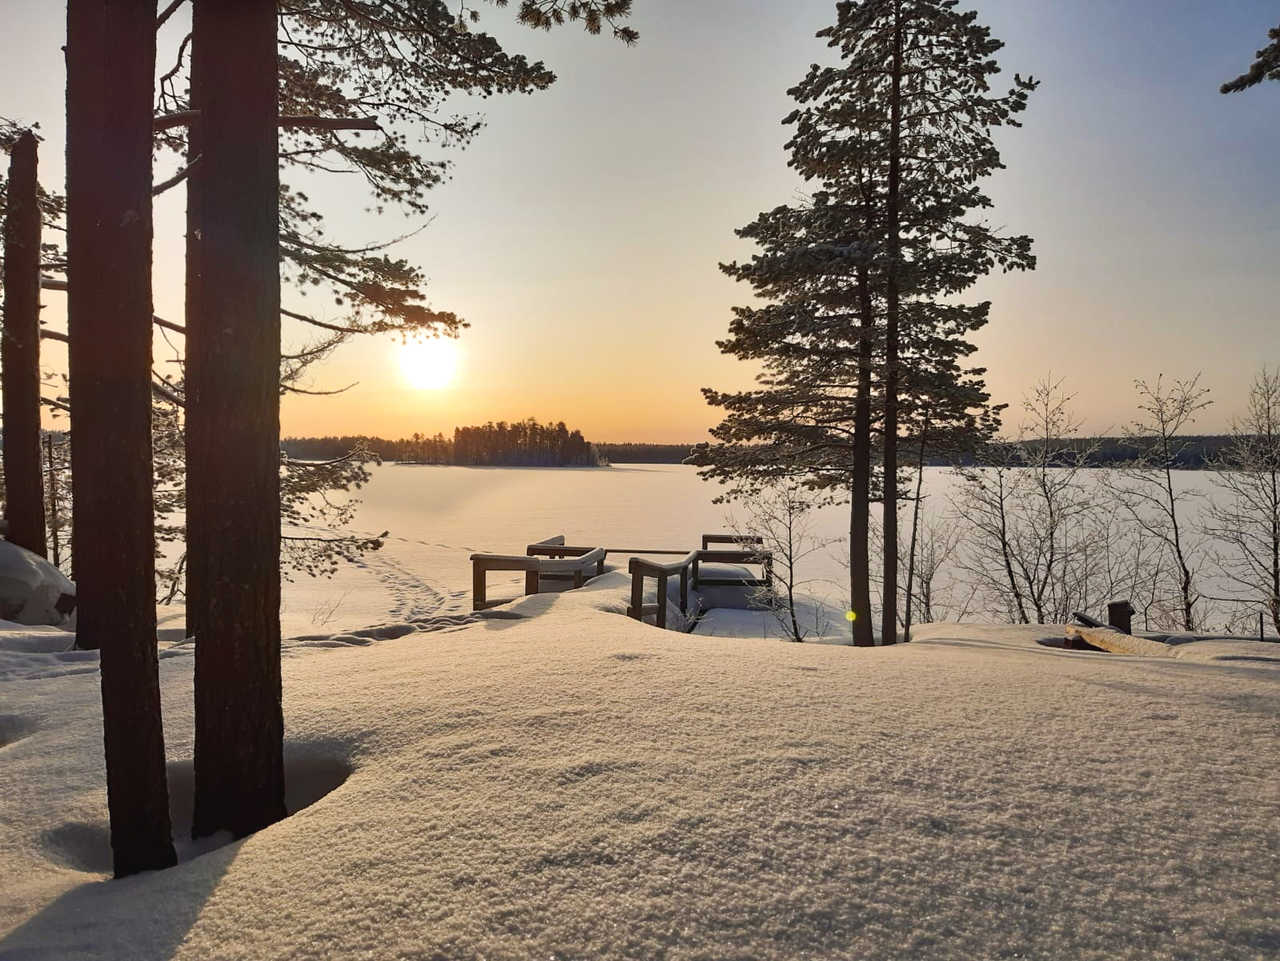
[399,338,460,390]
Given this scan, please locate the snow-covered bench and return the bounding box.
[470,536,607,611]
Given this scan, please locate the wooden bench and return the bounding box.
[471,538,606,611]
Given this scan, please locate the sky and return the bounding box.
[2,0,1278,443]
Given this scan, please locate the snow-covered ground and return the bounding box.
[2,557,1278,960]
[2,465,1277,958]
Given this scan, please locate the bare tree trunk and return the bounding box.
[2,130,47,557]
[45,434,61,568]
[903,427,928,642]
[66,0,176,878]
[188,0,287,840]
[849,264,876,646]
[880,0,903,647]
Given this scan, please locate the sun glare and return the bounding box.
[399,338,460,390]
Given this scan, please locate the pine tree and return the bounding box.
[697,0,1033,645]
[1221,23,1280,94]
[180,0,636,839]
[791,0,1035,643]
[152,1,637,377]
[186,0,288,841]
[66,0,177,877]
[693,192,884,646]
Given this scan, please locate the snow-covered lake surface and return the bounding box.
[276,462,1259,641]
[281,462,776,639]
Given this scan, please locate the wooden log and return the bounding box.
[1064,625,1171,657]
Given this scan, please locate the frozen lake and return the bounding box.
[273,462,1266,640]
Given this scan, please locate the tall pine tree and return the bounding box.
[791,0,1035,642]
[697,0,1034,643]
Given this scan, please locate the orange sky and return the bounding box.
[6,0,1279,444]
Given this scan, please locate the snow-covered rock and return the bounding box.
[0,541,75,628]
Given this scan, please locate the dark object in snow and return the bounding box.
[1108,601,1135,635]
[1063,627,1108,652]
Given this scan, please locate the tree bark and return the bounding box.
[880,0,904,647]
[2,131,47,557]
[903,426,928,643]
[66,0,176,877]
[188,0,287,840]
[849,263,876,647]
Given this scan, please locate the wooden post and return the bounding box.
[679,567,688,616]
[1,130,47,556]
[525,569,539,596]
[472,561,486,612]
[656,573,668,629]
[573,567,584,589]
[630,568,644,620]
[692,557,700,591]
[1107,600,1134,635]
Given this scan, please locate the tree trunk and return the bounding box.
[880,1,904,647]
[66,0,176,878]
[45,434,62,568]
[188,0,287,840]
[2,130,47,557]
[901,427,931,639]
[849,263,876,646]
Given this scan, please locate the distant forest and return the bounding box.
[282,433,1242,469]
[284,419,600,467]
[948,435,1238,469]
[595,443,699,464]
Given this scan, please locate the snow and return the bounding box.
[2,543,1278,960]
[2,465,1277,958]
[0,541,75,628]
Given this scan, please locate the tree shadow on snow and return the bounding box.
[0,744,350,960]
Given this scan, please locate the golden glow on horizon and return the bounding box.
[399,338,460,391]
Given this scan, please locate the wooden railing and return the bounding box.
[627,536,772,629]
[471,535,607,611]
[471,532,771,626]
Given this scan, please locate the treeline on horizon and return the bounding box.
[946,435,1237,469]
[283,418,601,467]
[281,435,1242,468]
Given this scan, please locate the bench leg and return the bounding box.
[656,574,668,630]
[473,565,486,612]
[525,571,539,596]
[630,572,644,620]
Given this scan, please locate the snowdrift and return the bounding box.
[1,593,1277,960]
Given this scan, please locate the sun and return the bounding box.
[399,338,460,390]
